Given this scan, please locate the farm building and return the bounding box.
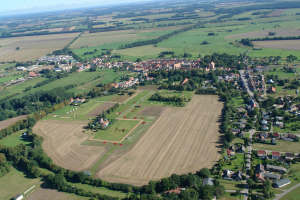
[13,194,23,200]
[268,87,276,93]
[274,178,291,188]
[266,165,286,173]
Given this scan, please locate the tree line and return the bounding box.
[249,36,300,41]
[0,85,75,121]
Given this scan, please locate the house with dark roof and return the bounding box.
[256,163,265,173]
[238,131,246,137]
[274,178,291,188]
[202,177,214,186]
[285,153,294,160]
[234,170,243,181]
[271,138,276,144]
[237,145,245,153]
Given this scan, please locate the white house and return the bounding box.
[13,194,23,200]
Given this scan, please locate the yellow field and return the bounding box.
[0,33,80,62]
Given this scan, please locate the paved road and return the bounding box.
[117,91,154,119]
[239,70,254,98]
[273,183,300,200]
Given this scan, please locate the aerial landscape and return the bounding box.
[1,0,300,199]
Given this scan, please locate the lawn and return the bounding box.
[273,122,300,134]
[0,169,41,200]
[93,119,140,141]
[224,153,245,171]
[253,139,300,153]
[220,192,241,200]
[249,48,300,59]
[0,63,15,70]
[218,179,245,191]
[0,129,31,147]
[264,70,296,78]
[231,97,245,107]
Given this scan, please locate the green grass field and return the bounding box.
[0,169,41,200]
[93,120,140,141]
[253,139,300,153]
[231,97,245,107]
[42,101,105,122]
[0,129,31,147]
[0,74,23,83]
[0,63,15,70]
[68,183,129,198]
[218,179,245,191]
[273,122,300,134]
[223,153,245,171]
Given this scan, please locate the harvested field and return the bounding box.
[41,28,63,32]
[86,102,115,117]
[136,106,165,116]
[226,28,300,39]
[33,120,107,171]
[253,40,300,51]
[0,115,28,129]
[97,95,223,185]
[138,85,161,91]
[267,9,287,16]
[0,33,80,62]
[109,94,130,103]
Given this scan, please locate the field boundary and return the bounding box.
[89,119,143,143]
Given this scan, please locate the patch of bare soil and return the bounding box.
[86,103,115,117]
[253,40,300,51]
[0,115,28,130]
[226,28,300,39]
[267,9,287,17]
[136,106,166,116]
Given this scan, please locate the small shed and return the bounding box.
[13,194,23,200]
[274,178,291,188]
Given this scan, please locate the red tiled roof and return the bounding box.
[257,150,265,155]
[272,151,280,157]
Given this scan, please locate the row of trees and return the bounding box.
[0,85,75,121]
[149,93,188,102]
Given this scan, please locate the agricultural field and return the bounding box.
[86,102,116,117]
[0,33,80,62]
[0,74,23,83]
[0,129,31,147]
[0,115,27,129]
[267,9,287,17]
[97,95,223,185]
[33,120,107,171]
[253,40,300,51]
[227,28,300,39]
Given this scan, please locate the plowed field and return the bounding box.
[33,120,107,171]
[97,95,223,185]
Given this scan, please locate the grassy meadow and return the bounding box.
[0,129,31,147]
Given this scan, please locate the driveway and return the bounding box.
[273,183,300,200]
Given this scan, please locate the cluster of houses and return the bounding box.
[244,72,265,94]
[255,163,287,183]
[16,65,42,71]
[36,55,75,63]
[111,77,140,89]
[256,149,294,161]
[70,98,85,104]
[1,71,40,86]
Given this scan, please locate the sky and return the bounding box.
[0,0,147,16]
